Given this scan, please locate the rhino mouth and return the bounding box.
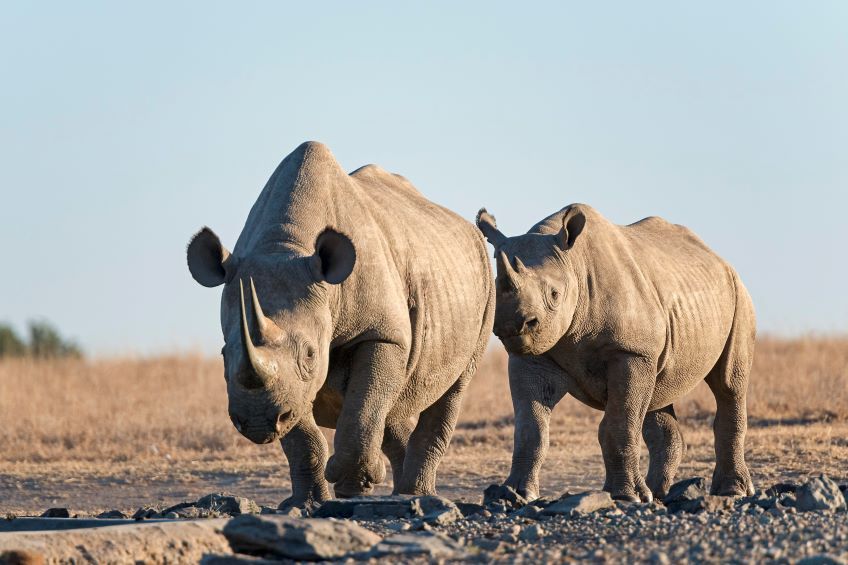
[500,334,534,354]
[234,409,297,444]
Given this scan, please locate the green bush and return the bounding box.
[0,321,82,359]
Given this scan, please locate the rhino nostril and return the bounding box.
[230,413,245,433]
[523,317,539,332]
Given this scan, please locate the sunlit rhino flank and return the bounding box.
[477,204,756,502]
[187,142,494,508]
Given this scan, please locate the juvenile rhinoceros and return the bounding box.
[187,142,494,508]
[476,204,755,502]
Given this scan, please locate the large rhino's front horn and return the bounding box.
[238,278,282,386]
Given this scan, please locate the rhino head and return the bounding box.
[186,226,355,444]
[476,207,586,356]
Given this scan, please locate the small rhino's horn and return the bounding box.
[513,256,528,275]
[498,250,521,288]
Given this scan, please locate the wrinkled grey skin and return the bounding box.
[477,204,755,502]
[187,142,494,509]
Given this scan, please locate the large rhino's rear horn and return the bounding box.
[239,279,279,385]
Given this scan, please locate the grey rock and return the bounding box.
[222,514,381,561]
[514,504,543,519]
[161,501,195,515]
[455,502,485,517]
[543,491,615,516]
[417,496,463,525]
[766,482,798,497]
[201,554,294,564]
[368,531,465,558]
[483,484,527,509]
[796,475,847,512]
[96,510,127,519]
[519,523,546,541]
[666,495,735,514]
[472,538,508,553]
[132,507,160,520]
[316,496,416,519]
[663,477,707,504]
[40,508,70,518]
[196,493,260,516]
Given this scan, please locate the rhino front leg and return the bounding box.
[504,355,567,501]
[278,412,331,511]
[325,341,407,497]
[599,355,655,502]
[642,404,685,499]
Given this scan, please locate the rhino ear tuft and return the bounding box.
[313,228,356,285]
[558,208,586,251]
[187,227,230,287]
[476,208,507,248]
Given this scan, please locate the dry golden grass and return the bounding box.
[0,336,846,513]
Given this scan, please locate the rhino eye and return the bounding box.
[550,288,560,300]
[299,343,317,376]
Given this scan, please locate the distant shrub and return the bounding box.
[0,325,27,357]
[0,321,82,359]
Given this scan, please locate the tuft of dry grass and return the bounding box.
[1,337,847,464]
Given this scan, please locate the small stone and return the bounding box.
[96,510,127,519]
[132,507,160,520]
[196,493,260,516]
[368,531,465,558]
[765,483,798,497]
[514,504,543,519]
[519,523,546,541]
[417,496,463,525]
[40,508,70,518]
[796,475,847,512]
[543,491,615,516]
[223,514,381,560]
[482,484,527,509]
[455,502,485,517]
[163,512,179,519]
[473,538,507,553]
[663,477,707,504]
[650,550,671,565]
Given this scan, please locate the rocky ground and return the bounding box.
[2,475,847,563]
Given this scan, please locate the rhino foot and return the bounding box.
[325,451,386,494]
[711,466,754,497]
[609,477,654,503]
[278,493,328,514]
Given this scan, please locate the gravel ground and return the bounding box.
[6,477,848,563]
[353,498,848,563]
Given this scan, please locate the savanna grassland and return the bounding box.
[1,337,846,515]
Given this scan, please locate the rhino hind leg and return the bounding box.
[393,371,472,496]
[278,413,332,511]
[383,418,415,492]
[642,404,685,499]
[705,285,756,497]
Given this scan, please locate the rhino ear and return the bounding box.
[186,227,230,288]
[558,207,586,251]
[476,208,506,248]
[312,228,356,285]
[187,227,231,288]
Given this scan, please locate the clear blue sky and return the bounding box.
[1,2,846,354]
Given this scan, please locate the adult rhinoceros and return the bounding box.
[476,203,755,502]
[187,142,494,509]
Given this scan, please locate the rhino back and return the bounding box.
[547,205,744,409]
[347,164,494,415]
